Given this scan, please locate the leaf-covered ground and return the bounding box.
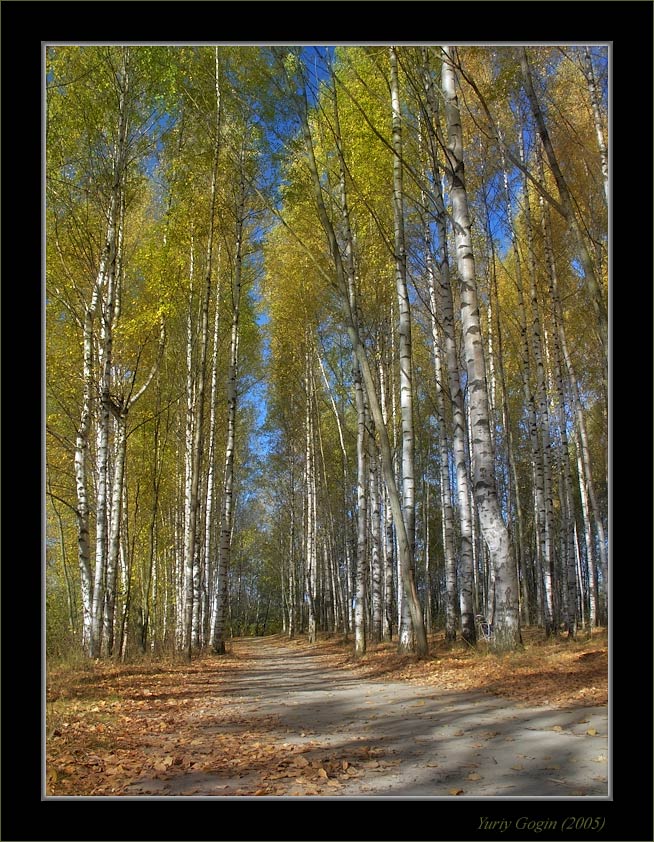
[46,627,607,796]
[292,626,608,710]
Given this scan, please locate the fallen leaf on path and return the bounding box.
[586,728,598,736]
[510,765,524,771]
[592,754,607,763]
[551,725,563,731]
[467,772,482,781]
[448,788,464,795]
[318,768,328,779]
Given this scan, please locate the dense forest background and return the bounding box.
[45,44,608,662]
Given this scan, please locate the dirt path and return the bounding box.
[123,636,608,797]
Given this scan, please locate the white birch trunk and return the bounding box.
[390,47,419,652]
[181,239,198,658]
[305,350,318,644]
[75,307,96,654]
[573,440,597,628]
[427,233,457,641]
[522,144,556,635]
[353,340,368,655]
[299,63,427,655]
[419,49,476,643]
[539,187,577,637]
[89,49,130,658]
[379,361,395,642]
[183,53,222,659]
[369,448,383,643]
[573,520,586,629]
[501,141,539,626]
[442,46,520,651]
[211,164,244,654]
[202,263,222,644]
[582,47,609,205]
[102,414,127,655]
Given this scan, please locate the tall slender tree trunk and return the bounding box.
[287,459,298,638]
[181,238,196,652]
[102,414,127,655]
[573,520,586,629]
[140,387,163,653]
[483,188,525,636]
[539,183,577,638]
[379,357,395,642]
[369,440,382,644]
[202,255,222,645]
[422,481,432,635]
[297,59,427,655]
[442,46,520,651]
[317,351,349,637]
[426,235,457,641]
[500,139,538,627]
[353,335,369,655]
[522,141,556,635]
[419,49,476,644]
[582,47,609,205]
[390,46,420,653]
[183,51,222,660]
[332,92,368,655]
[75,304,96,654]
[574,439,597,627]
[89,49,130,658]
[304,348,319,645]
[211,163,245,654]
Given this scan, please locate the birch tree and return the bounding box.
[211,153,247,654]
[441,46,521,651]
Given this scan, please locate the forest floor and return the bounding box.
[46,627,608,797]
